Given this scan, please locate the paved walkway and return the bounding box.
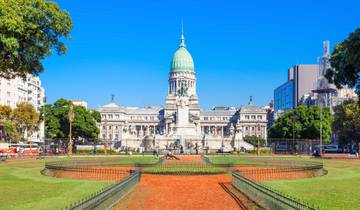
[162,155,205,166]
[112,156,259,210]
[112,174,241,210]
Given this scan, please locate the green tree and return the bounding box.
[72,106,99,140]
[325,28,360,98]
[0,0,72,79]
[91,110,101,123]
[243,135,266,147]
[12,103,40,141]
[332,100,360,145]
[0,105,12,120]
[42,104,62,138]
[269,105,333,143]
[0,105,20,142]
[44,99,99,141]
[3,121,20,142]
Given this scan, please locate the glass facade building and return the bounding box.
[274,80,294,112]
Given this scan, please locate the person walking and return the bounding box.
[153,148,159,158]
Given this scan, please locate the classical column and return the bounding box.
[120,125,123,140]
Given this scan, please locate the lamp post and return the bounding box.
[104,118,108,155]
[257,120,260,156]
[319,98,323,156]
[237,128,240,155]
[42,100,46,156]
[68,105,74,156]
[291,111,297,154]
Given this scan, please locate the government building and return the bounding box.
[98,32,267,152]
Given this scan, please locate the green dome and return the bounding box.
[170,34,194,73]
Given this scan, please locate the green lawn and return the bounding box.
[0,156,159,210]
[207,155,321,166]
[0,157,151,210]
[208,156,360,209]
[263,159,360,210]
[46,155,160,167]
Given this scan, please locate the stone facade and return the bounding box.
[98,33,267,151]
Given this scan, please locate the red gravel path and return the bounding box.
[112,174,242,210]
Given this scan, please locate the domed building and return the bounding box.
[98,31,267,152]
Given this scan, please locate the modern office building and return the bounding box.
[274,64,319,112]
[290,64,320,107]
[274,80,294,112]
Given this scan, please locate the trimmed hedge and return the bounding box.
[142,166,226,175]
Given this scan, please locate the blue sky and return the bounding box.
[42,0,360,109]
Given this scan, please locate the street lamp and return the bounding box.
[257,120,260,156]
[291,111,297,154]
[104,118,108,155]
[68,105,74,156]
[319,98,323,156]
[237,128,240,155]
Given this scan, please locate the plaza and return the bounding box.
[1,0,360,209]
[1,155,360,210]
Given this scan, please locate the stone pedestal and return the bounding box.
[174,97,198,137]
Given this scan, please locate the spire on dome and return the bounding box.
[179,21,186,48]
[170,22,194,73]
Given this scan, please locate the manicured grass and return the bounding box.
[207,156,360,209]
[47,156,160,167]
[0,159,113,210]
[142,165,226,174]
[262,159,360,209]
[207,156,321,166]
